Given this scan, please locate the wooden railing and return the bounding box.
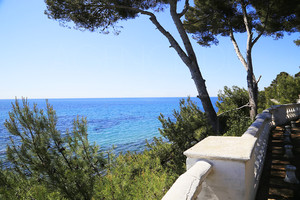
[162,103,300,200]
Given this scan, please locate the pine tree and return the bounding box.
[3,98,106,200]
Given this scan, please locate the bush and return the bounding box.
[217,86,252,136]
[0,165,65,200]
[94,151,176,200]
[148,97,213,174]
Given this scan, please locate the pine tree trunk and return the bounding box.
[167,1,218,134]
[147,1,218,134]
[246,53,258,121]
[189,61,219,133]
[247,74,258,120]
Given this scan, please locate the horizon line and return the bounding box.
[0,96,219,100]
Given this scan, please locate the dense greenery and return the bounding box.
[216,86,252,136]
[148,98,213,174]
[216,71,300,136]
[264,72,300,107]
[94,151,176,200]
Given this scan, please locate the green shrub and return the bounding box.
[148,97,213,174]
[217,86,252,136]
[2,99,106,200]
[0,164,65,200]
[94,151,176,200]
[264,72,300,107]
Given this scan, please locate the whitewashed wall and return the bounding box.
[162,103,300,200]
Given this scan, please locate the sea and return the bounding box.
[0,97,218,157]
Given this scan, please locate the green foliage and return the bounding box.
[264,72,300,107]
[217,86,252,136]
[94,151,175,200]
[217,86,250,116]
[257,89,267,114]
[45,0,166,34]
[0,165,65,200]
[148,97,213,173]
[184,0,245,46]
[2,99,106,200]
[184,0,299,47]
[216,73,300,136]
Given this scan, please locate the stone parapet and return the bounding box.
[162,103,300,200]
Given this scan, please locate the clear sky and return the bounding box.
[0,0,299,99]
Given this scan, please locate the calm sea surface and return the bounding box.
[0,97,218,156]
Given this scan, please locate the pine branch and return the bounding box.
[218,103,250,116]
[178,0,190,18]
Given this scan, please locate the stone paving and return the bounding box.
[256,119,300,200]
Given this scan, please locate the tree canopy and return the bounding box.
[264,72,300,107]
[45,0,166,33]
[184,0,299,47]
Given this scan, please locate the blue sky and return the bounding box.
[0,0,299,99]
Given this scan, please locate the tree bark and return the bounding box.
[246,50,258,120]
[188,61,219,133]
[239,1,259,120]
[230,31,258,120]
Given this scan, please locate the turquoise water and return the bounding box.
[0,97,218,156]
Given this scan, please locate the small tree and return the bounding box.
[2,99,106,200]
[1,98,179,200]
[184,0,299,120]
[148,97,213,173]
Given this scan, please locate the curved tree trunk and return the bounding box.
[146,1,218,133]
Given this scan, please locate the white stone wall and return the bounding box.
[162,103,300,200]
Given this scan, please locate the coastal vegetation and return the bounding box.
[217,86,252,136]
[1,71,299,199]
[148,98,214,174]
[0,99,175,200]
[264,72,300,107]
